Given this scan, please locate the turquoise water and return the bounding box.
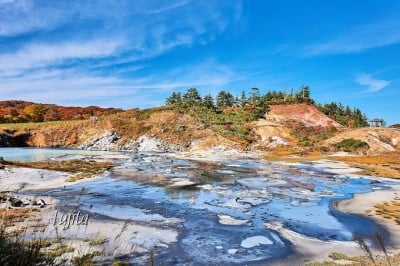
[0,147,119,161]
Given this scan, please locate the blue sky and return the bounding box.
[0,0,399,124]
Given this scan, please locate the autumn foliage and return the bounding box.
[0,100,123,123]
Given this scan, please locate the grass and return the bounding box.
[72,250,103,266]
[265,146,326,162]
[308,253,400,266]
[176,105,262,144]
[309,252,400,265]
[328,252,357,261]
[332,152,400,178]
[308,231,396,266]
[46,244,75,258]
[0,228,52,266]
[112,262,129,266]
[0,207,54,265]
[0,204,101,265]
[374,197,400,223]
[0,120,84,132]
[0,207,38,227]
[3,159,118,182]
[88,237,107,246]
[265,148,400,179]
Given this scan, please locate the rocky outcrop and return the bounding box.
[135,135,179,152]
[0,131,30,147]
[79,131,121,151]
[254,136,289,150]
[251,119,293,150]
[79,131,182,152]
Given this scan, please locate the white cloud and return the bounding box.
[0,39,125,72]
[0,60,241,108]
[0,1,241,76]
[147,0,190,14]
[355,73,390,92]
[305,20,400,56]
[0,1,243,107]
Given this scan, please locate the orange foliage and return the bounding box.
[0,100,123,123]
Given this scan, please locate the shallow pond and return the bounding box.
[0,147,120,161]
[21,151,399,265]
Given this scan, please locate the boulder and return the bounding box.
[8,197,23,207]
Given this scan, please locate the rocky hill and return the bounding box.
[0,103,398,155]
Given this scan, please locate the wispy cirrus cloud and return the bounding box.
[0,59,242,107]
[0,0,243,107]
[0,1,242,75]
[305,20,400,56]
[0,39,125,73]
[146,0,190,14]
[355,73,390,92]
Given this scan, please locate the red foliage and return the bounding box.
[0,100,123,123]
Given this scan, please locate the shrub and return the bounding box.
[298,136,312,146]
[333,138,369,152]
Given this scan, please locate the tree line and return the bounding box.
[318,102,369,128]
[165,86,369,128]
[166,86,314,109]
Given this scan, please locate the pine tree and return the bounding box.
[240,90,247,107]
[250,87,260,105]
[203,94,215,109]
[165,92,182,105]
[216,90,235,108]
[183,88,202,106]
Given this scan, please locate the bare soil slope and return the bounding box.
[266,104,344,129]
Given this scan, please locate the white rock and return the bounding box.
[240,236,272,248]
[228,248,238,254]
[217,214,249,225]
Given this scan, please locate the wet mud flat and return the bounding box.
[21,152,400,265]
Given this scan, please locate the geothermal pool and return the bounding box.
[14,150,399,265]
[0,147,120,162]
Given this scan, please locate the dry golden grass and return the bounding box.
[0,207,39,227]
[46,244,75,258]
[265,148,399,178]
[308,252,400,266]
[265,146,326,162]
[0,120,84,132]
[374,198,400,223]
[332,152,400,178]
[88,237,108,246]
[4,160,118,182]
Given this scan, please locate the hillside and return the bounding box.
[266,104,344,129]
[324,127,400,154]
[0,107,242,151]
[0,100,123,123]
[0,103,397,156]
